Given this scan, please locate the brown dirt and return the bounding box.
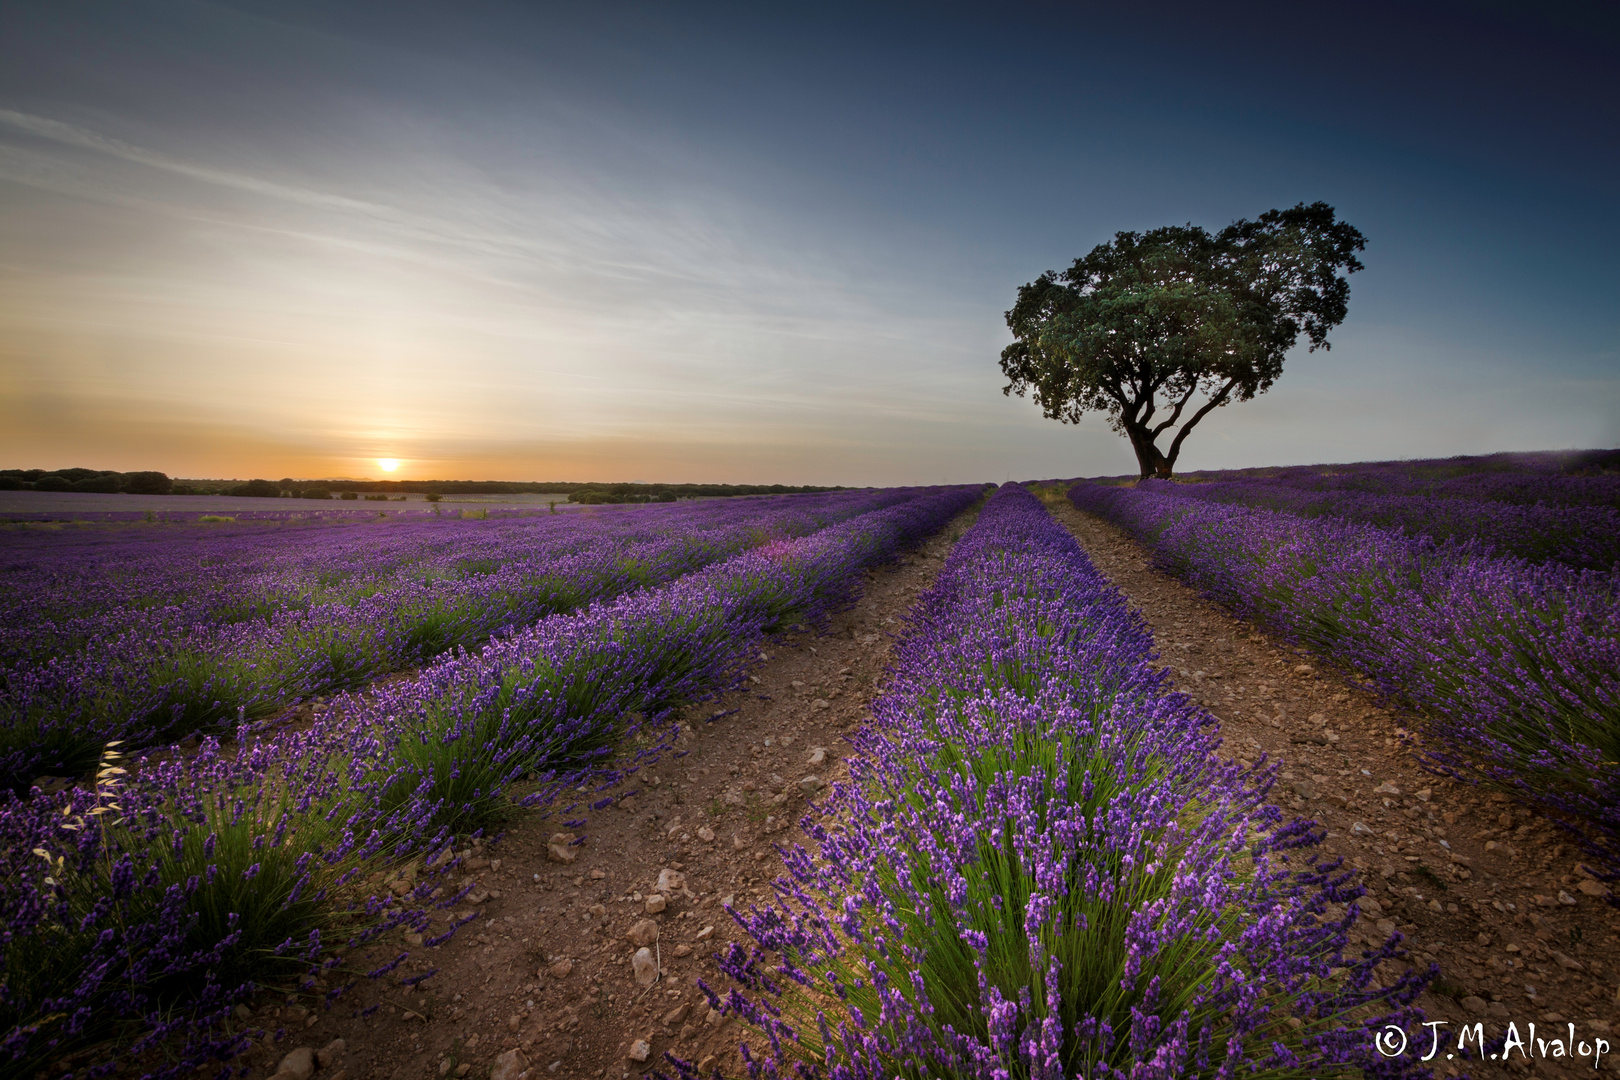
[1047,494,1620,1079]
[231,514,971,1080]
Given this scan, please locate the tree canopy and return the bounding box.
[1000,201,1366,479]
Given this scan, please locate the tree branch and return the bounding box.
[1165,376,1240,465]
[1150,381,1200,439]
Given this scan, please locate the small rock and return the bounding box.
[627,1040,651,1063]
[466,1034,481,1050]
[698,1056,717,1072]
[1558,890,1578,906]
[695,925,713,940]
[1351,822,1373,835]
[704,1006,725,1028]
[807,747,827,767]
[663,1003,690,1027]
[1290,780,1316,800]
[812,699,830,710]
[490,1049,528,1080]
[1415,788,1432,802]
[276,1047,315,1080]
[732,834,747,850]
[628,920,660,947]
[589,868,605,879]
[1373,782,1401,796]
[404,932,424,947]
[1461,996,1487,1016]
[546,833,578,864]
[799,775,824,794]
[645,893,667,914]
[632,947,659,987]
[234,1004,253,1021]
[507,1015,521,1032]
[696,826,715,842]
[655,869,687,895]
[316,1039,346,1068]
[672,944,692,957]
[1578,879,1608,897]
[546,957,573,979]
[1307,712,1326,725]
[1293,664,1314,675]
[1553,951,1586,971]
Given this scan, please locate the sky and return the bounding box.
[0,1,1615,485]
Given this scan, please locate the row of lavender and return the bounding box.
[1139,477,1620,570]
[1068,482,1620,893]
[700,485,1428,1080]
[0,486,981,1078]
[1,491,913,789]
[1169,449,1620,508]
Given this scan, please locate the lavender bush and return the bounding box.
[700,485,1429,1080]
[0,486,979,1077]
[1069,481,1620,895]
[1143,479,1620,570]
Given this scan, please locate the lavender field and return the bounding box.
[1070,452,1620,899]
[0,490,915,789]
[0,487,976,1076]
[6,456,1616,1079]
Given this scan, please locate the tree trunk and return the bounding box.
[1125,425,1174,480]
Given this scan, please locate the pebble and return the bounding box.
[656,869,687,895]
[274,1047,315,1080]
[664,1003,690,1026]
[695,926,713,940]
[632,947,659,987]
[627,1039,651,1062]
[673,944,692,957]
[547,957,573,979]
[799,775,824,794]
[697,826,715,842]
[807,747,827,767]
[645,893,667,913]
[316,1040,346,1069]
[628,919,660,947]
[490,1049,528,1080]
[546,833,578,864]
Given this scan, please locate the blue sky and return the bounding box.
[0,1,1614,482]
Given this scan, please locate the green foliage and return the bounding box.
[1001,202,1365,479]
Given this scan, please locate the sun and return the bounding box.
[378,458,400,473]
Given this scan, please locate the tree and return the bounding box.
[1000,202,1366,479]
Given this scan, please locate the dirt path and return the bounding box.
[233,514,972,1080]
[1048,495,1620,1079]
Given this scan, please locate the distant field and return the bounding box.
[0,489,584,518]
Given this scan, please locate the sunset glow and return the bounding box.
[378,459,400,473]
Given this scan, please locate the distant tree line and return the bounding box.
[0,468,174,494]
[1,469,845,501]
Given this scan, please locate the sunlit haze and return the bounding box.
[1,2,1614,483]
